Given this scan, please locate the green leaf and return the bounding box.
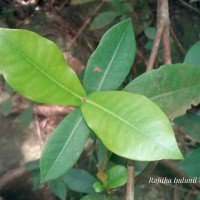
[93,181,105,193]
[179,148,200,177]
[64,169,97,193]
[0,98,12,116]
[135,161,149,176]
[81,91,183,161]
[90,11,120,30]
[174,114,200,142]
[71,0,96,5]
[124,64,200,119]
[84,19,136,93]
[144,27,156,40]
[144,40,154,50]
[25,159,41,190]
[49,180,67,200]
[26,159,40,171]
[31,170,41,190]
[0,28,86,106]
[118,2,133,14]
[106,165,127,189]
[19,106,33,128]
[40,109,90,182]
[184,40,200,68]
[196,195,200,200]
[81,194,107,200]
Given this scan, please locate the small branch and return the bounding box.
[169,27,186,57]
[135,161,158,185]
[147,0,165,70]
[161,0,171,64]
[160,160,200,190]
[179,0,200,16]
[136,47,148,67]
[147,23,164,70]
[162,28,171,64]
[126,160,134,200]
[0,167,28,188]
[67,1,104,50]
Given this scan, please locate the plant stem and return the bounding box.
[126,160,134,200]
[161,0,171,64]
[147,0,171,70]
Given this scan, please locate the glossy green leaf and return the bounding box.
[81,194,107,200]
[84,19,135,93]
[64,169,97,193]
[49,180,67,200]
[106,165,127,189]
[0,28,86,106]
[40,109,90,182]
[179,148,200,177]
[93,181,105,193]
[184,40,200,68]
[90,11,120,30]
[174,114,200,142]
[81,91,183,161]
[94,165,127,191]
[124,64,200,119]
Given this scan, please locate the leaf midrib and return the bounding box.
[150,84,200,101]
[1,32,83,101]
[86,99,175,153]
[97,24,129,91]
[42,115,84,180]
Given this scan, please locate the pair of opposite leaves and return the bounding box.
[0,19,184,182]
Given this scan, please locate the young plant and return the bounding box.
[2,18,200,198]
